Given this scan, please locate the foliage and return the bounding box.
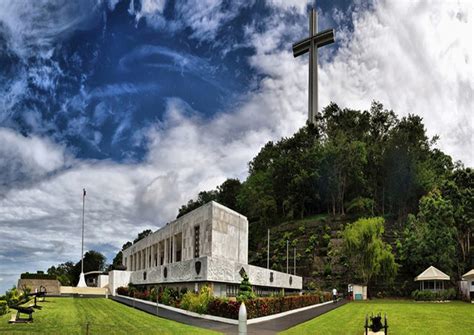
[109,250,125,271]
[440,167,473,274]
[133,230,153,244]
[342,217,397,286]
[47,262,75,286]
[20,272,57,280]
[177,179,242,218]
[4,286,21,306]
[70,250,107,285]
[0,300,8,316]
[207,294,324,319]
[116,286,129,296]
[180,286,213,314]
[411,288,456,301]
[237,273,256,302]
[398,190,457,278]
[109,241,134,272]
[175,102,455,279]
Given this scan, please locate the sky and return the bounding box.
[0,0,472,293]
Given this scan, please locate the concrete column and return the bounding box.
[171,235,175,263]
[164,239,168,265]
[157,242,161,266]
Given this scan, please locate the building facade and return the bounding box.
[122,201,302,297]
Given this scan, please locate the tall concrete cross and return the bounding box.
[293,8,335,124]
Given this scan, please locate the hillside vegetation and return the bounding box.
[177,102,473,295]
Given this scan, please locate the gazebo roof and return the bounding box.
[462,269,474,280]
[415,266,450,281]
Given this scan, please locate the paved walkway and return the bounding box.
[111,296,347,334]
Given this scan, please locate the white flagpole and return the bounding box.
[77,188,87,287]
[81,188,85,273]
[286,240,289,274]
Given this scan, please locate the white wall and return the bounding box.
[211,203,248,264]
[97,275,109,288]
[109,270,131,296]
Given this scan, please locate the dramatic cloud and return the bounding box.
[319,0,473,164]
[0,0,472,293]
[0,0,103,57]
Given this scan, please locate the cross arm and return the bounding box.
[292,29,335,57]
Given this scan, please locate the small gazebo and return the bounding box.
[461,269,474,300]
[415,266,450,291]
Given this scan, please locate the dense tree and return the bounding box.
[173,101,468,285]
[342,217,397,287]
[440,167,473,272]
[47,262,75,286]
[71,250,107,285]
[398,190,457,277]
[133,229,153,243]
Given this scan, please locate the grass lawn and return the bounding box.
[0,297,219,334]
[281,299,474,335]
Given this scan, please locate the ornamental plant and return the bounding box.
[0,300,8,316]
[237,273,256,302]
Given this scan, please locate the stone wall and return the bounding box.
[122,202,214,270]
[17,279,60,295]
[129,255,302,291]
[210,202,248,264]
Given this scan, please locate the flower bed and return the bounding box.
[116,285,329,320]
[208,294,323,319]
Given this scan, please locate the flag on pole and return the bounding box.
[83,188,86,197]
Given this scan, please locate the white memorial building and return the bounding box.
[120,201,302,297]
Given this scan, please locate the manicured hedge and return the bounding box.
[208,294,323,319]
[117,285,328,320]
[411,288,456,301]
[20,273,56,280]
[0,300,8,315]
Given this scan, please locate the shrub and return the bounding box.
[207,298,240,319]
[116,286,129,296]
[322,292,332,302]
[180,285,213,314]
[20,273,56,280]
[5,286,21,306]
[160,288,172,305]
[237,274,256,302]
[0,300,8,316]
[207,294,321,320]
[411,289,457,301]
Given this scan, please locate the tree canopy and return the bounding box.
[342,217,397,287]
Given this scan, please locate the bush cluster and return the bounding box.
[116,284,328,320]
[0,300,8,316]
[208,294,323,319]
[411,288,456,301]
[180,286,212,314]
[20,273,56,280]
[116,286,186,307]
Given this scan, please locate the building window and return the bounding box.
[194,226,200,258]
[226,284,239,297]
